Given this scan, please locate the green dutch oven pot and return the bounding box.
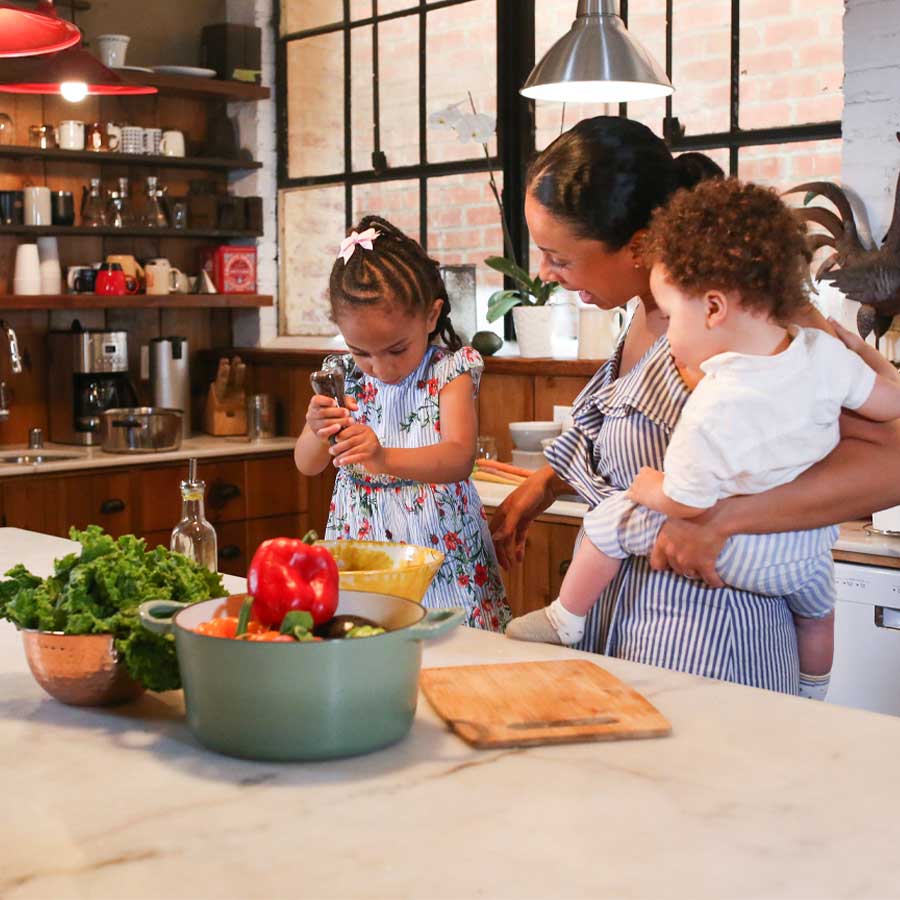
[138,592,464,762]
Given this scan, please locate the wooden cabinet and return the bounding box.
[478,374,534,461]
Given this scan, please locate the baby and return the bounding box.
[508,178,900,699]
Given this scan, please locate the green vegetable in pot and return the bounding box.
[0,526,224,692]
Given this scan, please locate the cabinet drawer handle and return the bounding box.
[875,606,900,631]
[100,498,126,515]
[559,559,571,577]
[211,482,241,504]
[218,544,241,560]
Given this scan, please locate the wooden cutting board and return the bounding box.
[420,660,671,749]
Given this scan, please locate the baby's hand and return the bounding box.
[306,394,357,443]
[829,317,900,383]
[330,422,385,472]
[627,467,665,508]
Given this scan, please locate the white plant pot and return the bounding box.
[513,305,556,358]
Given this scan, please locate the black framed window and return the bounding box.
[277,1,843,336]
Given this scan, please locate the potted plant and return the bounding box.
[485,256,559,358]
[429,94,559,358]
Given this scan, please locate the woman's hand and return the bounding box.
[490,466,559,569]
[330,422,385,471]
[306,394,357,443]
[649,513,728,587]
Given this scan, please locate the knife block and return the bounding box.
[203,382,247,436]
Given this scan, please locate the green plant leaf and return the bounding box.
[486,289,532,323]
[484,256,537,293]
[534,279,560,305]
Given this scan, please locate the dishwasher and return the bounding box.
[829,560,900,716]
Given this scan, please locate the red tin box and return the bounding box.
[200,245,257,294]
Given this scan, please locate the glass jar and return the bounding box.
[106,176,132,228]
[142,175,169,228]
[81,178,107,227]
[476,435,498,461]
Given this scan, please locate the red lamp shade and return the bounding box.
[0,1,80,58]
[0,46,157,97]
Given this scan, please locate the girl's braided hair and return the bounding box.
[329,215,462,351]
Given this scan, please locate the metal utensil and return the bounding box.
[310,357,347,445]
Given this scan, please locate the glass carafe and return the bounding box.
[142,175,169,228]
[170,459,218,572]
[81,177,107,227]
[106,176,132,228]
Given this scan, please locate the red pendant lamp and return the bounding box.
[0,46,157,99]
[0,1,81,58]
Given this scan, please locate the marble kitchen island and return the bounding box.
[2,529,900,900]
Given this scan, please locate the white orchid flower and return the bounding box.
[454,112,496,144]
[428,102,466,130]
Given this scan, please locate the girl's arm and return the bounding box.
[330,374,477,484]
[294,394,355,476]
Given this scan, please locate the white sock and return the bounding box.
[546,598,586,645]
[798,672,831,701]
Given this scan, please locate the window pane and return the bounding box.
[426,0,497,164]
[287,34,345,179]
[282,0,342,35]
[672,0,731,135]
[739,0,843,129]
[380,0,416,12]
[737,139,842,190]
[280,186,345,336]
[427,171,504,334]
[352,179,420,238]
[618,6,667,137]
[350,0,372,18]
[351,26,375,171]
[378,14,420,168]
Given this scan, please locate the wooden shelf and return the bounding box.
[0,145,261,172]
[0,224,261,239]
[117,71,270,102]
[0,294,273,310]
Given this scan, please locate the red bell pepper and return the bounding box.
[247,537,340,628]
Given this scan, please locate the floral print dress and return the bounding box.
[325,344,510,631]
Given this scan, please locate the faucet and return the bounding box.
[0,319,22,422]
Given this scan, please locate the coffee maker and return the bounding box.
[48,324,138,445]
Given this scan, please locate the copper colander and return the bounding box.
[20,630,144,706]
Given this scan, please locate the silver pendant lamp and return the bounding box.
[521,0,673,103]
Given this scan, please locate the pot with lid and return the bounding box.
[100,406,183,453]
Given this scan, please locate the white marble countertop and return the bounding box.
[3,529,900,899]
[0,435,297,479]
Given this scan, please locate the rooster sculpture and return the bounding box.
[786,137,900,341]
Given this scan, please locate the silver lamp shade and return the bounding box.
[521,0,673,103]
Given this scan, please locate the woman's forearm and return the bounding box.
[712,422,900,536]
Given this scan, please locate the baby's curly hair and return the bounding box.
[642,177,812,320]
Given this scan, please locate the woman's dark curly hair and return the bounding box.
[641,177,812,319]
[329,215,461,351]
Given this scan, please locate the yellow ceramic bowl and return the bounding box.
[315,540,444,604]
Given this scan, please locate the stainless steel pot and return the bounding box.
[100,406,183,453]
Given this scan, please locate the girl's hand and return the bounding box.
[330,423,385,471]
[490,467,558,569]
[306,394,357,443]
[829,317,900,383]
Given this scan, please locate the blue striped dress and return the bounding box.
[324,345,510,632]
[545,334,835,693]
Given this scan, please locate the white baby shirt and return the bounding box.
[663,326,877,509]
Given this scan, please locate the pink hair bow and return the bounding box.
[339,227,380,264]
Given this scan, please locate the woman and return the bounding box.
[491,117,900,693]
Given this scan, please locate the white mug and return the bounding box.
[159,129,185,157]
[13,243,41,294]
[142,126,162,155]
[106,123,122,151]
[23,186,51,226]
[96,34,130,68]
[56,120,84,151]
[145,260,172,295]
[577,306,625,360]
[171,269,190,293]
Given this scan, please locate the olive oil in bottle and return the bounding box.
[170,458,218,572]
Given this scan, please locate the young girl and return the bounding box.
[294,215,509,630]
[508,178,900,698]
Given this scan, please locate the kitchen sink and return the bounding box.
[0,452,83,465]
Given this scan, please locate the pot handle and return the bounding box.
[404,607,465,642]
[138,599,188,634]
